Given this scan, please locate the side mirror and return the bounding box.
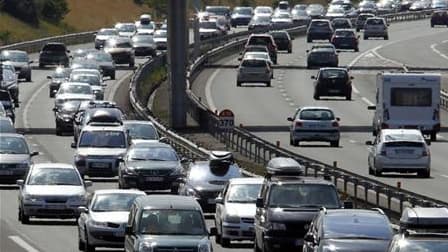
[84,180,93,187]
[287,117,294,122]
[311,75,316,79]
[367,105,376,110]
[350,76,354,79]
[16,179,24,186]
[215,197,224,205]
[336,117,340,121]
[71,142,77,148]
[47,76,52,79]
[52,107,58,112]
[209,227,217,236]
[256,198,263,208]
[29,60,34,64]
[304,233,315,243]
[365,140,373,146]
[343,201,354,209]
[125,225,133,235]
[78,206,88,213]
[30,151,39,157]
[425,139,431,146]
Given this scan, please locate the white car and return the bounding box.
[153,30,167,50]
[17,163,91,224]
[54,82,95,109]
[236,58,272,87]
[288,106,341,147]
[214,177,263,247]
[114,22,137,38]
[77,189,146,251]
[367,129,431,177]
[254,6,274,17]
[69,73,106,100]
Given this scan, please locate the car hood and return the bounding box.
[90,211,130,223]
[127,160,180,170]
[224,203,256,217]
[0,154,30,163]
[189,179,227,192]
[320,239,390,252]
[140,235,208,246]
[24,185,85,196]
[267,207,319,223]
[77,148,127,156]
[56,94,94,101]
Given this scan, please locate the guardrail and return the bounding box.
[131,9,448,214]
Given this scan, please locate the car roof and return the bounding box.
[123,120,155,126]
[136,195,202,210]
[324,209,386,217]
[82,124,125,132]
[0,133,25,138]
[93,189,146,195]
[131,141,172,149]
[300,106,334,111]
[320,67,348,71]
[32,163,75,169]
[1,50,27,55]
[381,129,423,136]
[228,177,264,185]
[60,82,92,87]
[269,176,336,185]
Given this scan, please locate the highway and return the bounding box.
[0,30,252,252]
[195,18,448,203]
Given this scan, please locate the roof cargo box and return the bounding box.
[266,157,304,176]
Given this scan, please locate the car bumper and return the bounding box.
[231,18,251,26]
[237,73,271,83]
[110,53,133,64]
[292,130,340,141]
[39,57,68,66]
[156,43,167,50]
[55,117,74,131]
[87,226,125,247]
[222,221,255,240]
[333,41,357,49]
[0,168,28,183]
[364,31,387,37]
[22,202,82,218]
[120,174,180,190]
[264,235,304,251]
[374,157,430,172]
[76,158,119,177]
[133,47,156,56]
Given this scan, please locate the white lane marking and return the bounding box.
[349,140,357,144]
[9,236,40,252]
[205,68,220,113]
[289,102,296,106]
[362,97,375,106]
[23,79,49,129]
[440,174,448,179]
[437,134,445,139]
[352,84,360,94]
[430,42,448,61]
[348,45,382,67]
[371,46,403,66]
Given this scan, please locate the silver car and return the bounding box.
[364,17,389,40]
[237,58,272,87]
[77,189,145,251]
[367,129,431,177]
[17,163,91,224]
[54,82,95,110]
[288,106,341,147]
[153,30,167,50]
[0,50,33,81]
[69,73,106,100]
[214,177,263,247]
[123,120,159,143]
[0,133,38,183]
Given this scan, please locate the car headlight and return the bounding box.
[89,219,108,228]
[23,194,43,202]
[68,195,86,204]
[124,166,137,175]
[198,240,212,252]
[224,214,240,223]
[270,222,287,230]
[185,188,199,197]
[16,160,30,169]
[75,154,87,163]
[170,167,183,176]
[138,241,155,252]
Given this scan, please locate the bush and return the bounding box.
[0,31,11,45]
[2,0,39,25]
[39,0,69,23]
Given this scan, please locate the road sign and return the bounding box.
[218,109,234,130]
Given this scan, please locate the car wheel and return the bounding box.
[368,163,374,175]
[129,61,135,67]
[418,169,430,178]
[294,140,299,146]
[356,28,360,32]
[431,23,434,27]
[288,48,292,53]
[313,93,320,100]
[55,124,62,136]
[266,81,271,87]
[430,132,437,141]
[78,231,85,250]
[170,186,179,194]
[19,208,30,224]
[50,91,55,98]
[346,93,352,100]
[237,81,241,87]
[254,239,262,252]
[39,63,44,68]
[364,35,368,40]
[384,35,389,40]
[307,37,312,43]
[330,140,339,147]
[111,73,116,80]
[354,47,359,52]
[84,231,95,252]
[221,237,231,248]
[215,223,221,244]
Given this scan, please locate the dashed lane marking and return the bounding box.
[9,236,40,252]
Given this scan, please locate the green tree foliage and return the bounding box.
[39,0,69,23]
[2,0,39,25]
[144,0,168,19]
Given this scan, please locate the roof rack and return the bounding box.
[265,157,304,178]
[400,207,448,232]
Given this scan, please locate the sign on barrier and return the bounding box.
[218,109,235,130]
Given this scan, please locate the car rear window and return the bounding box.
[268,184,340,208]
[298,109,335,120]
[391,88,432,107]
[321,69,348,79]
[311,21,330,28]
[366,19,385,25]
[385,141,424,148]
[42,44,66,52]
[242,59,266,67]
[385,133,424,142]
[334,30,355,37]
[248,36,272,46]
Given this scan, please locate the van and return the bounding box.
[368,72,441,141]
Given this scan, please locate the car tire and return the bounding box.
[373,165,382,176]
[430,132,437,141]
[78,232,85,250]
[294,140,299,146]
[288,48,292,53]
[26,75,31,82]
[215,224,221,244]
[330,140,339,147]
[356,28,360,32]
[19,208,30,224]
[364,35,368,40]
[237,81,241,87]
[266,81,271,87]
[39,63,44,68]
[111,73,116,80]
[431,23,434,27]
[170,186,179,194]
[418,169,430,178]
[84,231,95,252]
[313,93,320,100]
[346,93,351,100]
[384,35,389,40]
[307,37,312,43]
[221,237,231,248]
[55,124,62,136]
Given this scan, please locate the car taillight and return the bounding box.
[332,121,339,127]
[295,121,303,128]
[422,149,430,157]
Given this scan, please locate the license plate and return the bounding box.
[145,177,164,182]
[328,89,340,93]
[207,198,216,204]
[91,162,109,168]
[0,170,12,175]
[47,204,64,209]
[395,149,414,154]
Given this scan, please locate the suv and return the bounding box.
[38,42,70,68]
[364,17,389,40]
[355,13,375,32]
[307,19,334,43]
[124,195,216,252]
[312,67,353,100]
[388,207,448,251]
[72,124,129,178]
[245,34,278,64]
[254,157,347,252]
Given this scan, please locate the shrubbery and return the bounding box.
[1,0,69,25]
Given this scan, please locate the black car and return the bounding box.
[303,209,393,252]
[103,37,135,67]
[118,141,186,192]
[331,18,353,29]
[47,67,71,98]
[248,15,272,31]
[231,6,253,27]
[0,50,32,81]
[307,19,334,42]
[269,30,293,53]
[131,34,157,57]
[431,10,448,27]
[355,13,375,32]
[331,29,359,51]
[254,158,346,252]
[86,51,116,80]
[38,42,70,68]
[0,90,15,122]
[307,47,339,69]
[312,67,353,100]
[178,151,242,212]
[53,100,81,135]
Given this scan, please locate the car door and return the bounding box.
[124,205,138,252]
[215,183,229,234]
[368,135,381,167]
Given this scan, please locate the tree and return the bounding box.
[39,0,69,23]
[144,0,168,19]
[2,0,39,25]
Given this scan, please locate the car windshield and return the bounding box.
[125,123,158,140]
[87,53,112,62]
[366,19,385,25]
[391,239,448,251]
[70,75,100,86]
[234,8,252,14]
[385,133,424,142]
[0,136,29,154]
[200,21,217,29]
[98,29,118,35]
[244,53,269,61]
[271,32,288,39]
[268,184,340,208]
[206,7,229,16]
[321,69,348,78]
[226,184,261,203]
[298,109,335,120]
[140,209,207,235]
[1,51,28,62]
[128,147,178,161]
[117,24,136,32]
[328,6,345,13]
[242,59,266,67]
[255,7,272,14]
[335,30,355,37]
[79,131,126,148]
[0,119,15,133]
[59,85,92,95]
[311,21,330,28]
[28,168,81,186]
[188,162,241,182]
[132,35,154,43]
[323,214,393,239]
[92,193,141,212]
